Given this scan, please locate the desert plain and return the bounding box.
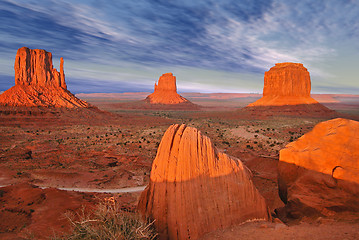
[1,91,359,239]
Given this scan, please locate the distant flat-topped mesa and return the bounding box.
[138,124,270,240]
[248,62,319,106]
[145,73,190,104]
[0,47,89,108]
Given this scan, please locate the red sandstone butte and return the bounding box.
[145,73,190,104]
[248,62,319,106]
[278,118,359,218]
[0,47,89,108]
[138,124,270,240]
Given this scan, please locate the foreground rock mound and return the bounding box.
[145,73,190,104]
[278,118,359,218]
[0,47,89,108]
[138,124,270,240]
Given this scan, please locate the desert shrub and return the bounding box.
[55,197,157,240]
[222,141,230,146]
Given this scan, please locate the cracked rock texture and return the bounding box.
[138,124,270,240]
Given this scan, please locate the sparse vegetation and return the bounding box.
[54,197,157,240]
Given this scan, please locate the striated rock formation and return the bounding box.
[263,63,310,97]
[138,124,270,240]
[145,73,190,104]
[245,62,335,116]
[249,63,319,106]
[0,47,89,108]
[278,118,359,218]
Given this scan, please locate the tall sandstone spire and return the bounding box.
[59,57,66,89]
[145,73,190,104]
[138,124,270,240]
[0,47,88,108]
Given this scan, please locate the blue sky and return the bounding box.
[0,0,358,94]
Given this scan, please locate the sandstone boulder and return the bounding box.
[278,118,359,218]
[145,73,190,104]
[0,47,89,108]
[138,124,270,240]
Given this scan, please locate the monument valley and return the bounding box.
[1,84,359,239]
[1,1,359,239]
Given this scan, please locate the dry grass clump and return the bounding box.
[55,197,157,240]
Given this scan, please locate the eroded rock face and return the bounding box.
[0,47,88,108]
[248,63,318,106]
[278,118,359,218]
[138,124,270,240]
[263,63,310,97]
[15,47,66,88]
[145,73,190,104]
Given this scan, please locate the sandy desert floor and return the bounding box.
[1,93,359,239]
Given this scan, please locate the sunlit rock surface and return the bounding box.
[278,118,359,218]
[145,73,190,104]
[0,47,89,108]
[138,124,270,240]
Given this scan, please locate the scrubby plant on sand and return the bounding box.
[55,197,157,240]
